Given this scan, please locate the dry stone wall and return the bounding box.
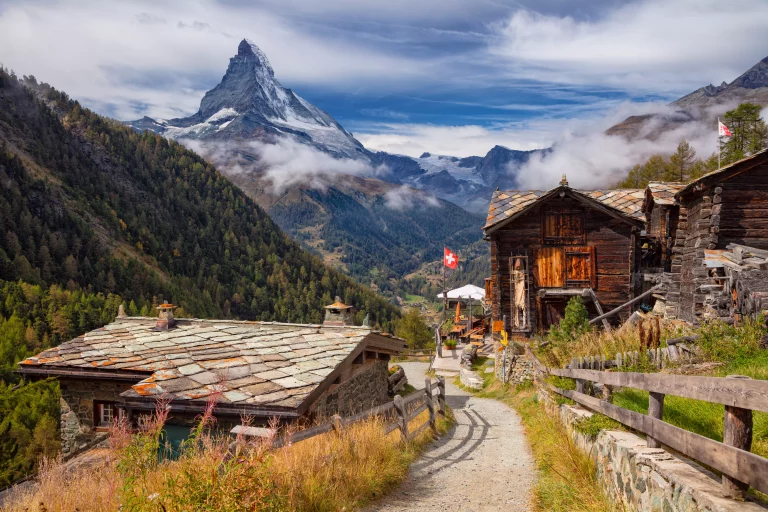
[60,379,130,455]
[312,359,389,419]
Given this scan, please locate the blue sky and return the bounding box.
[1,0,768,157]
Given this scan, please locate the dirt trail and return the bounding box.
[366,362,535,512]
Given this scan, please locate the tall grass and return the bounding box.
[3,402,451,512]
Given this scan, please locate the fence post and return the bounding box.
[647,392,665,448]
[575,378,585,394]
[425,378,437,433]
[393,395,409,442]
[722,375,753,499]
[437,377,446,416]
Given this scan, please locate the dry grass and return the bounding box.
[3,405,451,512]
[538,319,691,369]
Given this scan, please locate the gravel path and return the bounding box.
[366,362,535,512]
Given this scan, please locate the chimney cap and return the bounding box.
[559,174,569,187]
[325,296,352,310]
[157,303,177,310]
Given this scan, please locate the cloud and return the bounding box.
[383,186,440,210]
[514,106,726,190]
[490,0,768,92]
[183,137,386,195]
[0,0,427,120]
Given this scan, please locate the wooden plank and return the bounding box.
[411,418,432,438]
[402,388,427,406]
[589,285,662,324]
[341,401,396,426]
[553,386,768,495]
[537,247,565,287]
[383,420,400,435]
[406,401,429,422]
[549,368,768,413]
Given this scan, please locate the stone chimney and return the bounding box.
[323,297,354,326]
[154,304,177,331]
[559,174,569,187]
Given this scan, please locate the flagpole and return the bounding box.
[718,117,721,169]
[442,247,446,325]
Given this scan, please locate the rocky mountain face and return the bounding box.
[128,39,366,159]
[607,55,768,140]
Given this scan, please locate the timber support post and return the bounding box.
[647,391,665,448]
[437,377,446,416]
[576,379,585,394]
[722,375,753,499]
[393,395,409,442]
[425,378,437,433]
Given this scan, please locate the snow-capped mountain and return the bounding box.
[127,39,542,213]
[128,39,366,159]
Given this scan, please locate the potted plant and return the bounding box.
[444,339,457,350]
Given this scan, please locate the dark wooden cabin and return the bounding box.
[483,177,645,332]
[667,150,768,323]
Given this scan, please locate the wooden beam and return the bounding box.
[588,288,611,330]
[549,368,768,413]
[589,284,662,324]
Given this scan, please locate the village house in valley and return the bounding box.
[483,176,645,332]
[17,300,404,455]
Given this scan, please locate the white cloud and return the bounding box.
[0,0,426,120]
[383,186,440,210]
[183,138,385,195]
[491,0,768,92]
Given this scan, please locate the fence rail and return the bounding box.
[535,353,768,499]
[233,377,447,448]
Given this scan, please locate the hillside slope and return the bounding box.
[0,70,399,328]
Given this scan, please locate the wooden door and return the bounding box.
[565,246,596,289]
[535,247,564,287]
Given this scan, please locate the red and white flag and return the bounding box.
[444,247,458,269]
[718,120,732,137]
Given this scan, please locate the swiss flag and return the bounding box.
[444,247,458,269]
[719,120,732,137]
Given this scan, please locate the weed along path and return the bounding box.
[367,362,535,512]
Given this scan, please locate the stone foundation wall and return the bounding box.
[538,387,766,511]
[495,350,534,385]
[60,379,131,455]
[311,359,389,419]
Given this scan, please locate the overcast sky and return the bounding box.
[1,0,767,157]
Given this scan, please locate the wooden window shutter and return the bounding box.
[589,246,597,289]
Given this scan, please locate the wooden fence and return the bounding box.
[538,359,768,500]
[232,377,446,448]
[567,340,698,370]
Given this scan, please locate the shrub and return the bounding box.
[549,297,591,345]
[444,339,457,349]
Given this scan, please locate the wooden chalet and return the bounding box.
[18,301,404,456]
[666,149,768,323]
[483,176,645,332]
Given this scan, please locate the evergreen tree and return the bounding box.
[667,140,697,181]
[721,102,768,165]
[394,309,433,350]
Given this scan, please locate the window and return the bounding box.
[94,402,125,428]
[542,209,585,245]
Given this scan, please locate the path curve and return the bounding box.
[366,362,535,512]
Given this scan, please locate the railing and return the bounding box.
[232,377,447,447]
[536,357,768,500]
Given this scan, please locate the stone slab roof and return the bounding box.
[484,187,645,231]
[19,317,403,413]
[646,182,684,207]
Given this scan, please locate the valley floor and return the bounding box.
[367,362,535,512]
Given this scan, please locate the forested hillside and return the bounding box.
[0,69,399,486]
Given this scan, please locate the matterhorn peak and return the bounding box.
[236,38,274,77]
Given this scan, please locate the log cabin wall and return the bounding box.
[664,205,687,319]
[489,195,636,331]
[718,164,768,249]
[677,193,715,324]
